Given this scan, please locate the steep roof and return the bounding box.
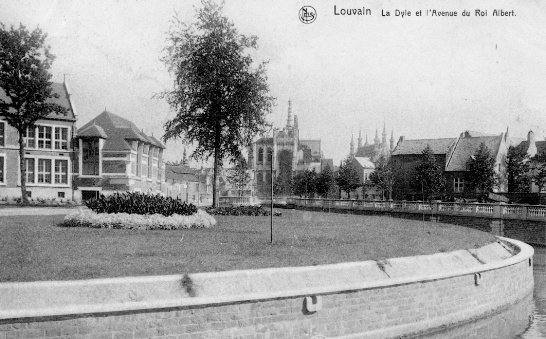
[77,111,164,151]
[355,144,377,158]
[392,138,456,156]
[77,124,107,139]
[445,135,503,172]
[0,82,76,121]
[165,165,199,182]
[353,157,375,169]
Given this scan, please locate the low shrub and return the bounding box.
[205,205,282,216]
[61,209,216,230]
[85,192,197,216]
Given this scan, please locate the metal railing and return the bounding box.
[287,198,546,221]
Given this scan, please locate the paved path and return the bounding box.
[0,207,83,216]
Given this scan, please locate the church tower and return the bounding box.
[374,128,380,146]
[286,98,293,128]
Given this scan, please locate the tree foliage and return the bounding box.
[413,145,445,200]
[506,146,530,193]
[529,149,546,193]
[369,154,394,200]
[315,164,335,198]
[226,156,250,196]
[465,142,497,193]
[160,0,274,206]
[336,157,361,198]
[0,24,66,204]
[292,169,317,198]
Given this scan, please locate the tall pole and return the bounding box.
[270,151,273,244]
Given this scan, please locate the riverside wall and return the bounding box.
[0,238,534,339]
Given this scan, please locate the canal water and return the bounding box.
[515,245,546,339]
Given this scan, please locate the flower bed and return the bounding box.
[205,205,282,216]
[61,209,216,230]
[84,192,197,216]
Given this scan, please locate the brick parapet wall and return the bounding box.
[0,238,534,338]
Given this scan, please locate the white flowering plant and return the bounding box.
[61,208,216,230]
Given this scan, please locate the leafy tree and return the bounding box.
[0,24,66,204]
[465,142,498,194]
[413,145,445,200]
[369,154,395,200]
[292,169,317,198]
[529,149,546,193]
[506,146,530,192]
[336,157,361,198]
[160,1,274,207]
[226,156,250,196]
[315,164,335,198]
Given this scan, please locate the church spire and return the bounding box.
[390,130,395,152]
[365,133,368,146]
[350,134,355,157]
[182,147,188,166]
[382,121,387,145]
[374,128,380,145]
[286,99,293,128]
[358,129,362,148]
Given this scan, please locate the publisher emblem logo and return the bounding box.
[299,6,317,24]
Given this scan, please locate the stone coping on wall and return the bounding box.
[0,237,533,321]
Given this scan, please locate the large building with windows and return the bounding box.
[247,100,329,196]
[0,82,76,200]
[73,110,166,201]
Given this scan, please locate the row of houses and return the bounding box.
[0,81,219,204]
[347,128,543,201]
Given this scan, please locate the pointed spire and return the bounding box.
[182,147,187,166]
[350,134,355,157]
[390,130,395,152]
[365,133,369,146]
[382,121,387,145]
[294,115,298,129]
[286,99,293,128]
[374,128,380,145]
[358,129,362,148]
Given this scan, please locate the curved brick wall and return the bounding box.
[0,237,534,338]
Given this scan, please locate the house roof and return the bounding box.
[77,124,107,139]
[355,144,377,158]
[392,138,456,156]
[445,135,503,172]
[515,140,546,155]
[0,82,76,121]
[353,157,375,169]
[77,110,165,151]
[165,164,206,183]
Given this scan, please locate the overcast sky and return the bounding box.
[1,0,545,165]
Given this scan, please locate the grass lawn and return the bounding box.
[0,209,495,282]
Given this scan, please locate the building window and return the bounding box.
[82,138,100,175]
[257,172,263,184]
[58,192,65,198]
[267,148,273,164]
[0,155,4,183]
[0,121,5,146]
[23,127,35,148]
[25,158,35,183]
[37,159,52,183]
[54,127,68,150]
[148,148,153,178]
[55,159,68,184]
[454,178,464,193]
[258,148,264,163]
[37,126,52,149]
